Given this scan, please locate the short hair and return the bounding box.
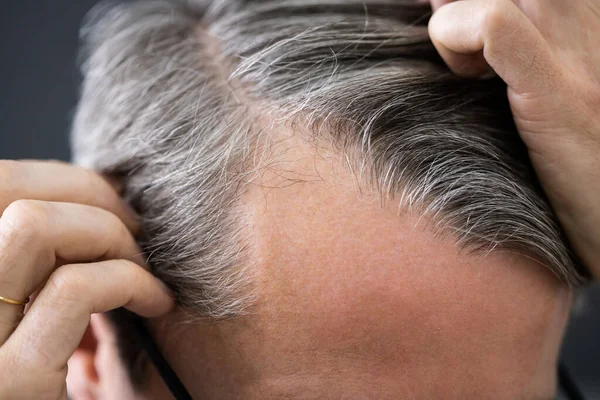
[71,0,590,388]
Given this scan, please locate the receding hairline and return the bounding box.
[69,0,590,390]
[72,0,589,321]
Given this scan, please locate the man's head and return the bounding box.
[69,0,589,398]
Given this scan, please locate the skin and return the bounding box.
[145,128,572,399]
[427,0,600,277]
[0,0,598,398]
[0,160,175,400]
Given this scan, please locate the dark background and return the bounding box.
[1,1,598,397]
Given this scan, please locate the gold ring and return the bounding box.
[0,295,30,306]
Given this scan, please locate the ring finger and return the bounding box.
[0,199,145,344]
[1,259,174,396]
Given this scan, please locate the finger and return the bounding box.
[0,200,145,344]
[428,0,562,96]
[102,174,124,194]
[5,259,174,372]
[0,160,138,232]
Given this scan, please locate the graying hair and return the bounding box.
[71,0,589,386]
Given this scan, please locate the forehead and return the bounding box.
[238,129,571,397]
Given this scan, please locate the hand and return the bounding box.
[428,0,600,278]
[0,160,175,399]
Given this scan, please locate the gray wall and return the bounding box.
[1,0,598,397]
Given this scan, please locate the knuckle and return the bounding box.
[46,265,86,304]
[0,200,48,246]
[484,0,510,35]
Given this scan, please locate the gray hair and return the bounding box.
[71,0,590,387]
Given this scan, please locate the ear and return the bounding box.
[67,314,100,399]
[67,313,140,400]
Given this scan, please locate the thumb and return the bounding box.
[428,0,561,97]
